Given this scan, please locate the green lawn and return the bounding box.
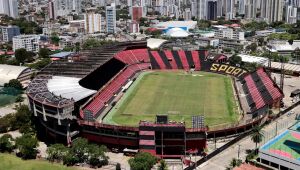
[0,153,76,170]
[103,71,239,127]
[0,95,16,107]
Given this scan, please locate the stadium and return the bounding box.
[26,41,283,157]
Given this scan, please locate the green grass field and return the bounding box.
[103,71,239,127]
[0,153,76,170]
[0,95,16,107]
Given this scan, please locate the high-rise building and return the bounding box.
[260,0,283,23]
[239,0,245,15]
[106,3,116,34]
[0,25,20,42]
[244,0,257,19]
[207,0,218,20]
[84,11,102,34]
[13,35,40,53]
[0,0,19,18]
[197,0,208,20]
[48,0,55,20]
[217,0,223,17]
[285,5,297,24]
[223,0,234,20]
[131,5,143,22]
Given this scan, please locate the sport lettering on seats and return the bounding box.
[209,63,248,78]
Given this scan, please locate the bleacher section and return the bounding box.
[81,63,150,119]
[241,68,283,113]
[40,45,125,78]
[114,49,149,64]
[149,50,206,70]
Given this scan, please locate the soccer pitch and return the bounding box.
[103,71,239,128]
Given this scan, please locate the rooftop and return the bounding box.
[50,52,74,58]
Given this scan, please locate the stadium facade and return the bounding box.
[26,41,283,157]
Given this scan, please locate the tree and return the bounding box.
[15,48,29,64]
[10,104,34,134]
[128,152,157,170]
[246,43,257,52]
[0,134,14,153]
[0,114,14,133]
[159,159,168,170]
[288,39,294,45]
[75,42,80,52]
[15,134,39,159]
[51,35,60,46]
[4,79,23,90]
[87,144,108,168]
[70,137,89,163]
[258,37,265,46]
[251,125,263,152]
[26,58,52,70]
[198,20,211,29]
[116,163,121,170]
[226,158,242,169]
[47,143,68,162]
[228,55,242,66]
[38,48,50,58]
[15,94,24,103]
[63,151,79,166]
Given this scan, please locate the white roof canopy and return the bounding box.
[0,64,30,86]
[47,76,96,102]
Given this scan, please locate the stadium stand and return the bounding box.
[114,49,149,64]
[241,68,283,113]
[177,50,190,70]
[149,50,205,70]
[163,50,178,69]
[81,63,150,119]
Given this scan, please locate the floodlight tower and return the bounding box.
[280,56,285,91]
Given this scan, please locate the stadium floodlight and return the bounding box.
[192,115,205,129]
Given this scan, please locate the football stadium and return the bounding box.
[26,41,284,157]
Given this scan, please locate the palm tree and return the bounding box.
[251,125,264,152]
[159,159,168,170]
[226,158,242,170]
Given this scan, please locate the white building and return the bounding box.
[214,27,245,41]
[0,0,19,18]
[84,12,102,34]
[106,3,116,34]
[285,5,297,24]
[13,35,40,53]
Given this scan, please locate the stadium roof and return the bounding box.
[50,52,74,58]
[238,54,269,65]
[0,64,30,86]
[154,21,197,30]
[165,27,190,38]
[264,62,300,73]
[47,76,96,102]
[269,40,300,51]
[147,38,168,49]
